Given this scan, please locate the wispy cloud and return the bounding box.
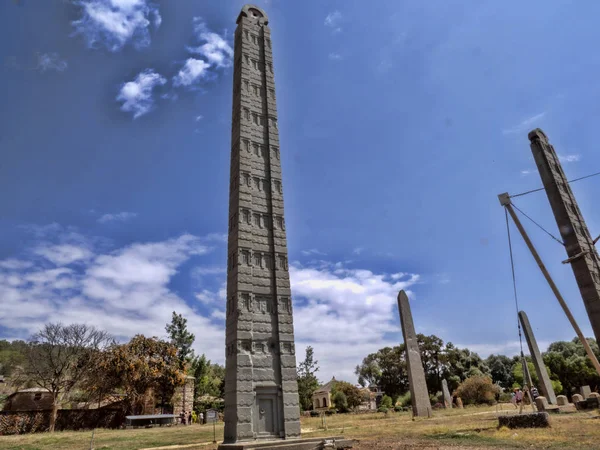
[502,112,546,135]
[37,52,68,72]
[72,0,162,52]
[117,69,166,119]
[98,212,138,223]
[558,154,581,163]
[300,249,327,256]
[173,58,211,87]
[187,18,233,68]
[328,53,342,61]
[520,169,534,176]
[324,11,342,33]
[352,247,365,255]
[195,115,204,121]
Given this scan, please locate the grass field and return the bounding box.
[1,404,599,450]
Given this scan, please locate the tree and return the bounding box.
[331,380,362,411]
[165,311,195,368]
[485,354,517,389]
[355,345,407,402]
[24,323,113,432]
[297,346,320,411]
[543,338,600,395]
[189,353,225,412]
[332,391,348,412]
[90,335,186,415]
[0,339,27,377]
[455,376,500,405]
[380,395,393,409]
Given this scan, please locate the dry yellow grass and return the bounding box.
[1,405,599,450]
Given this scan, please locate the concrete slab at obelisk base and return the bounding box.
[518,311,557,404]
[397,290,432,417]
[442,379,452,408]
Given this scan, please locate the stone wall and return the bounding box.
[0,409,126,435]
[173,376,195,416]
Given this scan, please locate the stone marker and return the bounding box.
[534,396,549,412]
[589,392,600,399]
[498,412,550,429]
[572,393,584,403]
[397,290,432,417]
[518,311,557,404]
[456,397,463,409]
[219,5,353,449]
[441,379,452,409]
[581,385,592,399]
[556,395,568,406]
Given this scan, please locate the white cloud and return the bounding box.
[98,211,138,223]
[324,11,342,29]
[195,115,204,121]
[502,112,546,135]
[558,154,581,163]
[300,249,327,256]
[0,259,33,270]
[33,244,93,266]
[520,169,534,176]
[117,69,166,118]
[328,53,342,61]
[0,229,224,362]
[173,58,210,87]
[352,247,364,255]
[72,0,162,52]
[37,53,68,72]
[187,18,233,68]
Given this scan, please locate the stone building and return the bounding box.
[173,376,195,416]
[2,388,53,411]
[312,378,336,411]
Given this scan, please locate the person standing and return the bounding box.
[188,411,193,425]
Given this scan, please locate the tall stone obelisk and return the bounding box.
[529,129,600,344]
[397,290,431,417]
[222,5,301,444]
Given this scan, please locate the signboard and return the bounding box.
[206,409,218,423]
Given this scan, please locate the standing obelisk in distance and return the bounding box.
[397,290,432,417]
[222,5,301,445]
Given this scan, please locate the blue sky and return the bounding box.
[1,0,600,383]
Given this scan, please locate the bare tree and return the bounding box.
[24,323,113,432]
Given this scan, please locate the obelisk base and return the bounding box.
[218,436,353,450]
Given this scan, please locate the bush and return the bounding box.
[324,409,336,416]
[396,392,411,407]
[455,376,501,405]
[332,391,348,413]
[394,405,403,412]
[380,395,393,409]
[377,406,388,413]
[499,392,513,403]
[309,410,320,417]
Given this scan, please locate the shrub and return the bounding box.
[324,409,336,416]
[455,376,501,405]
[380,395,393,409]
[332,391,348,413]
[377,406,388,413]
[394,405,403,412]
[309,410,320,417]
[396,392,411,407]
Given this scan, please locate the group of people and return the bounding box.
[510,386,540,408]
[178,410,206,425]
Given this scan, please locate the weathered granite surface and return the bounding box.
[441,379,452,409]
[518,311,557,404]
[397,290,431,417]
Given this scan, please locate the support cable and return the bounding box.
[510,170,600,199]
[511,202,564,246]
[505,208,525,356]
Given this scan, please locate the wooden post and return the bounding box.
[498,193,600,377]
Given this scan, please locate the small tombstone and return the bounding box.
[588,392,600,399]
[535,396,549,412]
[556,395,568,406]
[456,397,463,409]
[441,379,453,409]
[572,393,584,403]
[580,385,592,399]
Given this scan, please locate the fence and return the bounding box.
[0,409,126,435]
